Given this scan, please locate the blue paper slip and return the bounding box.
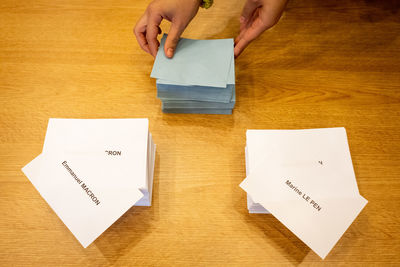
[151,34,234,88]
[156,83,234,103]
[162,108,233,115]
[161,89,235,109]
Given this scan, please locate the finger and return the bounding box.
[240,0,260,25]
[164,22,185,58]
[135,28,151,54]
[237,5,259,44]
[134,15,151,54]
[234,17,266,57]
[234,29,245,45]
[146,14,163,57]
[137,31,151,54]
[235,9,257,45]
[234,37,249,58]
[234,25,247,45]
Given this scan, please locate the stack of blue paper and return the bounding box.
[151,34,235,114]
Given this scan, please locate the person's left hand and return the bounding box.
[234,0,288,57]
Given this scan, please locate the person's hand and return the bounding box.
[134,0,201,58]
[234,0,288,57]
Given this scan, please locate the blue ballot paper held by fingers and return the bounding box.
[150,34,235,114]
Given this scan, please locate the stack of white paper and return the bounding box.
[22,118,156,248]
[151,34,235,114]
[240,128,368,259]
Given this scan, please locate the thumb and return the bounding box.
[240,0,260,24]
[164,22,185,58]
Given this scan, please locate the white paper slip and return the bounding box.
[241,127,368,259]
[22,153,144,248]
[26,133,156,208]
[240,162,367,259]
[22,118,156,247]
[245,146,270,214]
[42,118,149,191]
[135,133,156,206]
[246,128,360,197]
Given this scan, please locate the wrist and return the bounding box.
[200,0,213,9]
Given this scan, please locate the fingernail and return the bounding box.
[167,48,174,58]
[240,16,245,23]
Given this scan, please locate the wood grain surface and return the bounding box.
[1,0,399,265]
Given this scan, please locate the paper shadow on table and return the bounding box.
[94,152,161,263]
[160,110,236,126]
[243,210,311,264]
[231,152,309,264]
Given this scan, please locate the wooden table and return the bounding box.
[1,0,399,265]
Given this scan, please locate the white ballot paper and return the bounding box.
[245,146,270,214]
[240,128,368,259]
[22,118,156,248]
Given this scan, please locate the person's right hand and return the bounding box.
[134,0,201,58]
